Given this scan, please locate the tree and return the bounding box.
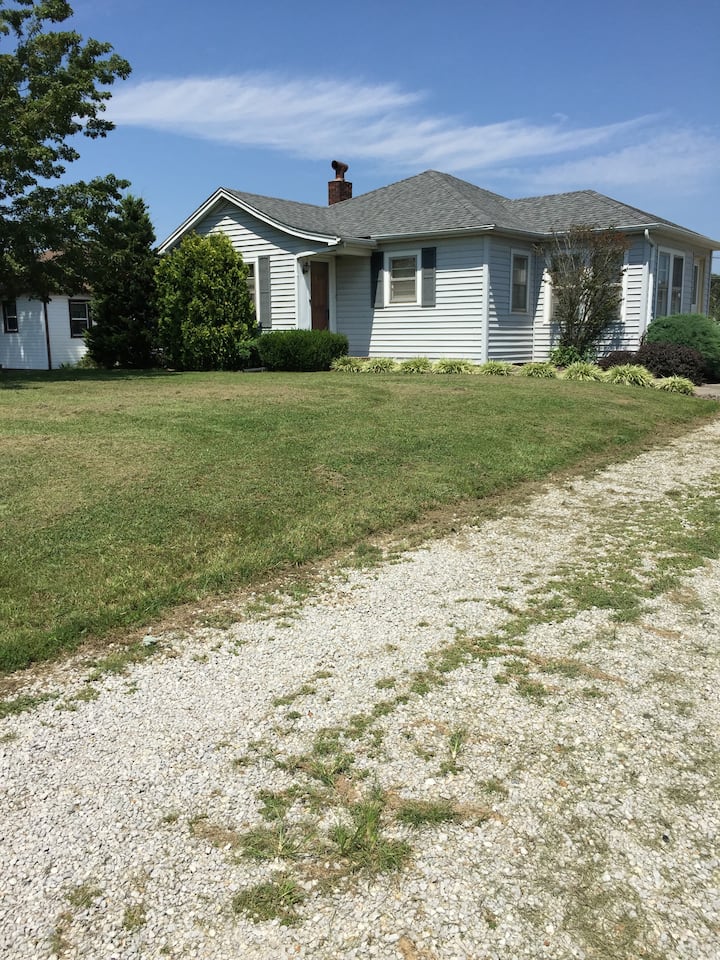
[85,196,158,368]
[155,233,256,371]
[709,275,720,323]
[0,0,131,298]
[543,227,629,356]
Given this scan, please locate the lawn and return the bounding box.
[0,368,716,673]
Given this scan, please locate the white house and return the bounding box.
[159,164,720,364]
[0,294,91,370]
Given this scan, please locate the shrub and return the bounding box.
[363,357,398,373]
[517,362,557,379]
[597,350,636,371]
[655,376,696,395]
[433,358,475,374]
[605,364,654,387]
[256,330,348,371]
[549,345,589,367]
[645,314,720,380]
[478,360,514,376]
[562,361,606,382]
[635,341,706,384]
[331,355,367,372]
[399,356,433,374]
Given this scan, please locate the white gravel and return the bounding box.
[1,419,719,960]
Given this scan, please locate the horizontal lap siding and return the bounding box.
[595,235,647,354]
[487,240,536,362]
[366,238,485,360]
[335,257,372,355]
[0,297,46,369]
[49,296,90,368]
[195,202,326,329]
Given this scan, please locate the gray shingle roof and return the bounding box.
[221,171,717,246]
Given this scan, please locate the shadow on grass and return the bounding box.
[0,368,180,387]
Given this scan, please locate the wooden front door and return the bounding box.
[310,261,330,330]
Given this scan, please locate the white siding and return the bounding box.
[353,237,486,360]
[194,202,327,330]
[335,256,372,355]
[487,239,535,362]
[0,295,89,370]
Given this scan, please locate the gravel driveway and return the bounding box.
[2,419,719,960]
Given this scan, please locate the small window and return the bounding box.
[69,300,91,338]
[655,250,684,317]
[246,262,256,307]
[388,254,418,304]
[511,253,530,312]
[2,300,18,333]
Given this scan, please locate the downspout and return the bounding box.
[644,229,655,337]
[43,299,52,370]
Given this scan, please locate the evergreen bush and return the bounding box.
[256,329,348,371]
[645,314,720,379]
[635,341,707,384]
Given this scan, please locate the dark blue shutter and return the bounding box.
[370,251,384,309]
[257,256,271,329]
[421,247,436,307]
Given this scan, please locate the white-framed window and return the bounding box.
[511,251,530,313]
[2,300,18,333]
[655,249,684,317]
[69,300,91,338]
[385,251,420,305]
[245,262,256,308]
[692,257,706,312]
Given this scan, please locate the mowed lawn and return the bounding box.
[1,369,716,673]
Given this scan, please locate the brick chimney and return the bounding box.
[328,160,352,205]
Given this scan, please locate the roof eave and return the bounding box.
[368,225,497,242]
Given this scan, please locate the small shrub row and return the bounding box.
[256,330,348,371]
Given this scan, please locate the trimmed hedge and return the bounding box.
[645,314,720,380]
[635,341,707,385]
[256,330,349,371]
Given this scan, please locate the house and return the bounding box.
[0,294,92,370]
[158,163,719,364]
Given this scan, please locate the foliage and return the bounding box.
[645,313,720,380]
[597,350,636,371]
[85,197,158,368]
[432,358,475,374]
[562,361,606,382]
[710,276,720,322]
[549,345,590,366]
[543,227,629,355]
[363,356,398,373]
[232,874,304,926]
[518,361,557,379]
[155,233,255,370]
[478,360,514,376]
[0,0,131,299]
[655,376,696,395]
[635,341,707,385]
[398,356,433,373]
[330,355,366,372]
[605,364,654,387]
[256,329,348,371]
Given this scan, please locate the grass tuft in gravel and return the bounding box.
[395,799,460,827]
[232,874,305,926]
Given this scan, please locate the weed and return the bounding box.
[86,642,157,681]
[161,811,180,824]
[258,788,299,821]
[232,874,304,925]
[0,692,57,719]
[374,677,396,690]
[395,799,460,827]
[238,823,300,861]
[272,683,316,707]
[122,903,147,931]
[66,882,102,909]
[0,730,19,743]
[330,788,410,873]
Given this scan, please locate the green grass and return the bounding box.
[0,368,715,672]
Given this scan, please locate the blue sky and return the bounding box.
[60,0,720,266]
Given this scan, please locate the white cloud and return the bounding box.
[108,73,719,194]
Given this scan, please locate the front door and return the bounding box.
[310,261,330,330]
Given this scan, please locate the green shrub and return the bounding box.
[363,357,399,373]
[562,361,606,382]
[605,364,654,387]
[635,341,706,384]
[478,360,514,376]
[331,355,367,372]
[655,376,696,395]
[549,345,589,367]
[518,362,557,379]
[645,314,720,379]
[399,356,433,374]
[256,330,348,371]
[433,358,475,374]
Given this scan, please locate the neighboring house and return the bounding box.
[159,164,720,363]
[0,294,91,370]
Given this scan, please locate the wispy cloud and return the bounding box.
[108,73,718,192]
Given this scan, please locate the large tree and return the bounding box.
[0,0,131,298]
[85,195,158,368]
[544,227,629,356]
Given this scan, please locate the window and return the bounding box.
[69,300,91,338]
[511,252,530,312]
[2,300,18,333]
[246,262,256,307]
[655,250,684,317]
[388,253,419,304]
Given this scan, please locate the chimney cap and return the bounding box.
[331,160,349,181]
